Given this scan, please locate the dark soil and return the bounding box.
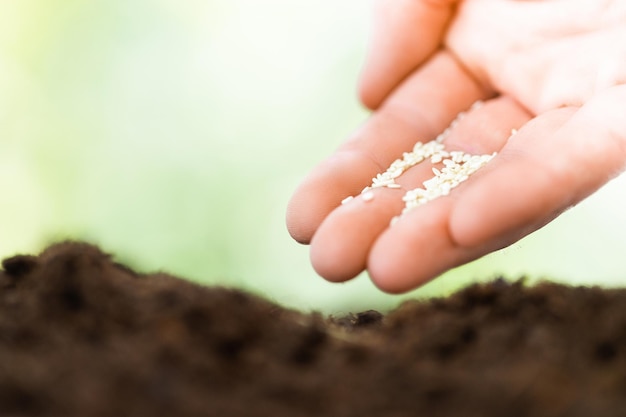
[1,242,626,416]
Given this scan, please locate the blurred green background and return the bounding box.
[2,0,626,313]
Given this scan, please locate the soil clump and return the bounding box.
[1,242,625,416]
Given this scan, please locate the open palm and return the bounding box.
[287,0,626,293]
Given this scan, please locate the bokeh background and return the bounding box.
[2,0,626,313]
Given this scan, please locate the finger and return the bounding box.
[286,51,489,244]
[450,85,626,249]
[358,0,458,109]
[310,188,405,282]
[368,103,564,293]
[312,96,532,283]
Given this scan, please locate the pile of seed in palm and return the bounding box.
[340,101,500,225]
[1,241,626,417]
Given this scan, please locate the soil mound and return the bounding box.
[1,242,625,416]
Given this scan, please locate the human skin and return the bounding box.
[286,0,626,293]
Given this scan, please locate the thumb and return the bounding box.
[358,0,458,109]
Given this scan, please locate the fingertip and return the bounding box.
[309,191,404,283]
[367,210,447,294]
[357,78,384,111]
[285,188,320,244]
[309,212,366,283]
[288,133,368,245]
[357,0,453,112]
[310,237,363,283]
[367,256,417,294]
[286,152,378,245]
[286,181,346,245]
[368,255,442,295]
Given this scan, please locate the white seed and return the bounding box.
[396,149,497,222]
[449,152,462,163]
[346,103,495,225]
[470,100,484,111]
[389,168,404,179]
[372,176,394,188]
[341,196,354,205]
[430,154,443,164]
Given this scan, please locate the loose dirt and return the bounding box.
[1,241,625,416]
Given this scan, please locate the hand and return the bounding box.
[286,0,626,293]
